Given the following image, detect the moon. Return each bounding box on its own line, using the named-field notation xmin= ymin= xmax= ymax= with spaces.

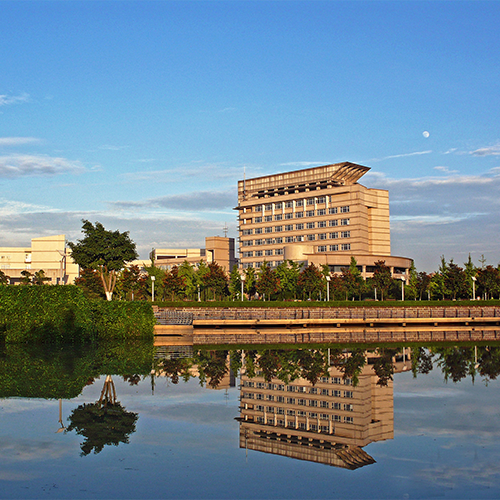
xmin=423 ymin=131 xmax=430 ymax=138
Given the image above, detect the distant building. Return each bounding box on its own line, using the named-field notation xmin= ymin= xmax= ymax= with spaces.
xmin=153 ymin=236 xmax=237 ymax=273
xmin=0 ymin=235 xmax=79 ymax=285
xmin=236 ymin=162 xmax=412 ymax=280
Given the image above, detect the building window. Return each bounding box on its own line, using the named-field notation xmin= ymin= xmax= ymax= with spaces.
xmin=287 ymin=409 xmax=295 ymax=416
xmin=307 ymin=234 xmax=315 ymax=241
xmin=329 ymin=207 xmax=338 ymax=214
xmin=242 ymin=251 xmax=253 ymax=257
xmin=275 ymin=226 xmax=283 ymax=232
xmin=333 ymin=415 xmax=341 ymax=422
xmin=285 ymin=201 xmax=293 ymax=208
xmin=307 ymin=198 xmax=315 ymax=206
xmin=333 ymin=402 xmax=341 ymax=410
xmin=329 ymin=220 xmax=338 ymax=227
xmin=255 ymin=239 xmax=264 ymax=245
xmin=306 ymin=222 xmax=315 ymax=229
xmin=318 ymin=233 xmax=327 ymax=240
xmin=255 ymin=261 xmax=263 ymax=268
xmin=255 ymin=228 xmax=263 ymax=234
xmin=265 ymin=250 xmax=273 ymax=256
xmin=306 ymin=210 xmax=315 ymax=217
xmin=341 ymin=218 xmax=350 ymax=226
xmin=274 ymin=214 xmax=282 ymax=221
xmin=341 ymin=231 xmax=350 ymax=238
xmin=242 ymin=228 xmax=253 ymax=235
xmin=320 ymin=401 xmax=329 ymax=408
xmin=296 ymin=235 xmax=304 ymax=242
xmin=318 ymin=245 xmax=327 ymax=252
xmin=255 ymin=217 xmax=262 ymax=223
xmin=296 ymin=200 xmax=303 ymax=207
xmin=275 ymin=248 xmax=284 ymax=255
xmin=296 ymin=223 xmax=304 ymax=230
xmin=318 ymin=220 xmax=327 ymax=228
xmin=285 ymin=224 xmax=293 ymax=231
xmin=255 ymin=250 xmax=263 ymax=257
xmin=345 ymin=416 xmax=354 ymax=424
xmin=296 ymin=212 xmax=304 ymax=218
xmin=265 ymin=238 xmax=274 ymax=245
xmin=275 ymin=202 xmax=282 ymax=210
xmin=264 ymin=227 xmax=273 ymax=233
xmin=309 ymin=412 xmax=318 ymax=418
xmin=275 ymin=237 xmax=283 ymax=244
xmin=344 ymin=391 xmax=353 ymax=398
xmin=344 ymin=404 xmax=353 ymax=412
xmin=341 ymin=243 xmax=351 ymax=251
xmin=285 ymin=213 xmax=293 ymax=219
xmin=340 ymin=206 xmax=350 ymax=213
xmin=265 ymin=204 xmax=272 ymax=211
xmin=264 ymin=215 xmax=273 ymax=222
xmin=333 ymin=390 xmax=341 ymax=397
xmin=287 ymin=397 xmax=296 ymax=404
xmin=317 ymin=209 xmax=326 ymax=216
xmin=242 ymin=240 xmax=253 ymax=247
xmin=243 ymin=262 xmax=253 ymax=269
xmin=329 ymin=232 xmax=338 ymax=239
xmin=317 ymin=196 xmax=326 ymax=204
xmin=285 ymin=236 xmax=294 ymax=243
xmin=254 ymin=206 xmax=262 ymax=212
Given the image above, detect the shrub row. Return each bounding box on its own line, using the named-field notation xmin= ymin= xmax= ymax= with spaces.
xmin=0 ymin=286 xmax=155 ymax=343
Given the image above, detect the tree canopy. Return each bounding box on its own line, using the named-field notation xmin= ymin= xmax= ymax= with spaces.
xmin=69 ymin=220 xmax=138 ymax=300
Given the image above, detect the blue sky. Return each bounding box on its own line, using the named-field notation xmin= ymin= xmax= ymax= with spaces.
xmin=1 ymin=1 xmax=499 ymax=272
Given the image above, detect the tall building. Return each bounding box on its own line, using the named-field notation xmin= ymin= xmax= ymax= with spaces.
xmin=236 ymin=162 xmax=412 ymax=279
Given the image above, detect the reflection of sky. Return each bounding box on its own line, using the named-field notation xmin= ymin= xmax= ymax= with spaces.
xmin=1 ymin=371 xmax=500 ymax=499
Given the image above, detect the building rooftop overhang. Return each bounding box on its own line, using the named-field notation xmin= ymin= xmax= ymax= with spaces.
xmin=237 ymin=162 xmax=370 ymax=203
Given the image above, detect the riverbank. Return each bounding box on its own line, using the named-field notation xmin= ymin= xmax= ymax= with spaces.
xmin=154 ymin=304 xmax=500 ymax=345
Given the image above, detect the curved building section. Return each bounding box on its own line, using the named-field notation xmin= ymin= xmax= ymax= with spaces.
xmin=236 ymin=162 xmax=412 ymax=280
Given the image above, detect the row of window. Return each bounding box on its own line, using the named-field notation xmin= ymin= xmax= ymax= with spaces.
xmin=250 ymin=208 xmax=349 ymax=223
xmin=318 ymin=243 xmax=351 ymax=252
xmin=251 ymin=201 xmax=350 ymax=212
xmin=244 ymin=395 xmax=354 ymax=407
xmin=253 ymin=416 xmax=353 ymax=427
xmin=251 ymin=403 xmax=354 ymax=414
xmin=242 ymin=219 xmax=349 ymax=235
xmin=241 ymin=232 xmax=350 ymax=247
xmin=243 ymin=378 xmax=352 ymax=389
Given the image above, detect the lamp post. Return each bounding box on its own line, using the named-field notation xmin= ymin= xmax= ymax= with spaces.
xmin=401 ymin=277 xmax=405 ymax=301
xmin=151 ymin=275 xmax=156 ymax=302
xmin=197 ymin=284 xmax=201 ymax=302
xmin=472 ymin=276 xmax=477 ymax=300
xmin=241 ymin=273 xmax=246 ymax=301
xmin=326 ymin=275 xmax=331 ymax=302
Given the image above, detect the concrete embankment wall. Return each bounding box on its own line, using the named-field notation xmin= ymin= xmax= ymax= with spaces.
xmin=154 ymin=305 xmax=500 ymax=345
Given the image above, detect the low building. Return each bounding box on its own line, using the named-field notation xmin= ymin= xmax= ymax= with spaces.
xmin=153 ymin=236 xmax=237 ymax=273
xmin=0 ymin=235 xmax=79 ymax=285
xmin=236 ymin=162 xmax=412 ymax=280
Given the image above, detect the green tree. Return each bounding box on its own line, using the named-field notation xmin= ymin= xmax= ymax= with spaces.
xmin=256 ymin=262 xmax=280 ymax=300
xmin=33 ymin=269 xmax=51 ymax=286
xmin=416 ymin=271 xmax=432 ymax=300
xmin=68 ymin=220 xmax=138 ymax=301
xmin=75 ymin=268 xmax=105 ymax=299
xmin=341 ymin=257 xmax=363 ymax=300
xmin=178 ymin=261 xmax=197 ymax=300
xmin=406 ymin=261 xmax=418 ymax=300
xmin=444 ymin=260 xmax=468 ymax=300
xmin=20 ymin=270 xmax=33 ymax=286
xmin=275 ymin=260 xmax=302 ymax=299
xmin=228 ymin=265 xmax=242 ymax=300
xmin=202 ymin=262 xmax=229 ymax=300
xmin=371 ymin=260 xmax=393 ymax=301
xmin=297 ymin=263 xmax=324 ymax=300
xmin=117 ymin=265 xmax=143 ymax=300
xmin=163 ymin=266 xmax=186 ymax=301
xmin=476 ymin=266 xmax=500 ymax=300
xmin=243 ymin=267 xmax=257 ymax=298
xmin=0 ymin=270 xmax=8 ymax=285
xmin=431 ymin=256 xmax=449 ymax=300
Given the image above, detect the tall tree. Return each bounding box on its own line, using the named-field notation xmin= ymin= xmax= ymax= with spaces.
xmin=162 ymin=266 xmax=186 ymax=301
xmin=20 ymin=270 xmax=33 ymax=286
xmin=298 ymin=263 xmax=324 ymax=300
xmin=0 ymin=269 xmax=8 ymax=285
xmin=33 ymin=269 xmax=50 ymax=286
xmin=202 ymin=262 xmax=229 ymax=300
xmin=256 ymin=262 xmax=280 ymax=300
xmin=444 ymin=260 xmax=468 ymax=300
xmin=68 ymin=220 xmax=138 ymax=301
xmin=371 ymin=260 xmax=393 ymax=301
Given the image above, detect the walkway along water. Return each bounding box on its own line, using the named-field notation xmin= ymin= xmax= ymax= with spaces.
xmin=153 ymin=305 xmax=500 ymax=345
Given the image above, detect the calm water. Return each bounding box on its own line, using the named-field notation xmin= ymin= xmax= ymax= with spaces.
xmin=1 ymin=342 xmax=500 ymax=499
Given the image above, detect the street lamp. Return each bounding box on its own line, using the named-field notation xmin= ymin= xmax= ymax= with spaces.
xmin=325 ymin=275 xmax=331 ymax=302
xmin=151 ymin=275 xmax=156 ymax=302
xmin=472 ymin=276 xmax=477 ymax=300
xmin=400 ymin=277 xmax=405 ymax=301
xmin=241 ymin=273 xmax=246 ymax=301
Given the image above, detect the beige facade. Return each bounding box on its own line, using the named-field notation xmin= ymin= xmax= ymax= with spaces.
xmin=238 ymin=352 xmax=411 ymax=469
xmin=153 ymin=236 xmax=237 ymax=273
xmin=0 ymin=235 xmax=79 ymax=285
xmin=237 ymin=162 xmax=412 ymax=279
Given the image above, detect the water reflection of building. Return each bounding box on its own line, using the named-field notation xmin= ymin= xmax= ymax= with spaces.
xmin=238 ymin=354 xmax=410 ymax=469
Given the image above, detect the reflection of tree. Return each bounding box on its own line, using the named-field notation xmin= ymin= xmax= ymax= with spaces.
xmin=372 ymin=348 xmax=398 ymax=386
xmin=411 ymin=347 xmax=434 ymax=377
xmin=195 ymin=350 xmax=229 ymax=389
xmin=434 ymin=347 xmax=475 ymax=383
xmin=67 ymin=375 xmax=138 ymax=456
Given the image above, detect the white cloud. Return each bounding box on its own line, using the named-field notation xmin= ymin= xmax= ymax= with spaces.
xmin=0 ymin=154 xmax=85 ymax=178
xmin=0 ymin=137 xmax=41 ymax=146
xmin=433 ymin=166 xmax=458 ymax=174
xmin=0 ymin=92 xmax=30 ymax=106
xmin=370 ymin=150 xmax=432 ymax=162
xmin=470 ymin=143 xmax=500 ymax=156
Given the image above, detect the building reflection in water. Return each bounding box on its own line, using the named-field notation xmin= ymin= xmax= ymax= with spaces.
xmin=237 ymin=350 xmax=410 ymax=469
